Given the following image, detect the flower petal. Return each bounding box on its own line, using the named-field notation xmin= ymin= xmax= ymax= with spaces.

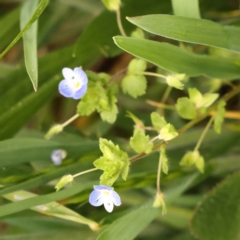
xmin=58 ymin=80 xmax=74 ymax=98
xmin=62 ymin=68 xmax=75 ymax=81
xmin=74 ymin=67 xmax=88 ymax=84
xmin=89 ymin=190 xmax=104 ymax=207
xmin=94 ymin=185 xmax=113 ymax=191
xmin=72 ymin=84 xmax=87 ymax=100
xmin=103 ymin=198 xmax=114 ymax=213
xmin=111 ymin=191 xmax=121 ymax=206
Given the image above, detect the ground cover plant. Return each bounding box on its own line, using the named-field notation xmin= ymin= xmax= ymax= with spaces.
xmin=0 ymin=0 xmax=240 ymax=239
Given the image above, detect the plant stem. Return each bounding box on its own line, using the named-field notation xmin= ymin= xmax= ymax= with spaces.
xmin=146 ymin=100 xmax=175 ymax=110
xmin=116 ymin=8 xmax=126 ymax=36
xmin=194 ymin=117 xmax=214 ymax=152
xmin=139 ymin=72 xmax=167 ymax=79
xmin=73 ymin=168 xmax=98 ymax=178
xmin=61 ymin=114 xmax=79 ymax=128
xmin=157 ymin=145 xmax=165 ymax=193
xmin=130 ymin=85 xmax=240 ymax=163
xmin=161 ymin=86 xmax=172 ymax=104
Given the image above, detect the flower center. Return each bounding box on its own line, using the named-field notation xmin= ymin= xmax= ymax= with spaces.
xmin=101 ymin=190 xmax=110 ymax=196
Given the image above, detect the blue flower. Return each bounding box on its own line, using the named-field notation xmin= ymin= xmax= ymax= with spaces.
xmin=89 ymin=185 xmax=121 ymax=212
xmin=51 ymin=149 xmax=67 ymax=165
xmin=58 ymin=67 xmax=88 ymax=99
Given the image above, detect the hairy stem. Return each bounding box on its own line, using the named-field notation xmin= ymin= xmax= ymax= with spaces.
xmin=73 ymin=168 xmax=98 ymax=178
xmin=61 ymin=114 xmax=79 ymax=128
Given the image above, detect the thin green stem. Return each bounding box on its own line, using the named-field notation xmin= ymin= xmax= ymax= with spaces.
xmin=194 ymin=116 xmax=214 ymax=152
xmin=139 ymin=72 xmax=167 ymax=79
xmin=156 ymin=146 xmax=164 ymax=193
xmin=116 ymin=8 xmax=126 ymax=36
xmin=73 ymin=168 xmax=98 ymax=178
xmin=61 ymin=114 xmax=79 ymax=128
xmin=161 ymin=86 xmax=172 ymax=104
xmin=129 ymin=85 xmax=240 ymax=163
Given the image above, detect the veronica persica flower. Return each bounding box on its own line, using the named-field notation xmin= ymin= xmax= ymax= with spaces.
xmin=58 ymin=67 xmax=88 ymax=99
xmin=89 ymin=185 xmax=121 ymax=212
xmin=51 ymin=149 xmax=67 ymax=165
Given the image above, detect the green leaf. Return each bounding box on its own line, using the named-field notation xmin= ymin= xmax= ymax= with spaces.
xmin=188 ymin=88 xmax=203 ymax=105
xmin=100 ymin=89 xmax=118 ymax=123
xmin=214 ymin=100 xmax=226 ymax=134
xmin=0 ymin=138 xmax=98 ymax=167
xmin=188 ymin=88 xmax=219 ymax=108
xmin=94 ymin=138 xmax=130 ymax=186
xmin=128 ymin=58 xmax=147 ymax=74
xmin=114 ymin=37 xmax=240 ymax=80
xmin=20 ymin=0 xmax=39 ymax=91
xmin=158 ymin=123 xmax=178 ymax=141
xmin=201 ymin=93 xmax=219 ymax=108
xmin=126 ymin=15 xmax=240 ymax=52
xmin=130 ymin=129 xmax=153 ymax=154
xmin=101 ymin=0 xmax=121 ymax=11
xmin=98 ymin=172 xmax=199 ymax=240
xmin=180 ymin=150 xmax=205 ymax=173
xmin=160 ymin=145 xmax=168 ymax=174
xmin=0 ymin=0 xmax=49 ymax=58
xmin=172 ymin=0 xmax=201 ymax=18
xmin=121 ymin=74 xmax=147 ymax=98
xmin=191 ymin=171 xmax=240 ymax=240
xmin=150 ymin=112 xmax=167 ymax=130
xmin=0 ymin=77 xmax=59 ymax=140
xmin=176 ymin=97 xmax=197 ymax=119
xmin=166 ymin=73 xmax=186 ymax=90
xmin=2 ymin=186 xmax=99 ymax=229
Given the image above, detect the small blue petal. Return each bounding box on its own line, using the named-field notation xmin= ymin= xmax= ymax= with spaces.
xmin=72 ymin=84 xmax=87 ymax=100
xmin=111 ymin=190 xmax=121 ymax=206
xmin=94 ymin=185 xmax=113 ymax=191
xmin=58 ymin=80 xmax=74 ymax=98
xmin=74 ymin=67 xmax=88 ymax=85
xmin=89 ymin=190 xmax=104 ymax=206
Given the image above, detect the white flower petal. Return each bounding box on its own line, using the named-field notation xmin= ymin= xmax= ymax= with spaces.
xmin=103 ymin=198 xmax=114 ymax=213
xmin=62 ymin=68 xmax=75 ymax=81
xmin=89 ymin=190 xmax=104 ymax=206
xmin=72 ymin=84 xmax=87 ymax=100
xmin=111 ymin=191 xmax=121 ymax=206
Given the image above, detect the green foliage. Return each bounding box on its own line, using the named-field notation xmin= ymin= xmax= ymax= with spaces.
xmin=180 ymin=151 xmax=205 ymax=173
xmin=158 ymin=123 xmax=178 ymax=141
xmin=176 ymin=97 xmax=197 ymax=119
xmin=93 ymin=138 xmax=130 ymax=186
xmin=127 ymin=14 xmax=240 ymax=52
xmin=77 ymin=72 xmax=118 ymax=123
xmin=130 ymin=129 xmax=153 ymax=154
xmin=160 ymin=145 xmax=168 ymax=174
xmin=1 ymin=0 xmax=240 ymax=239
xmin=189 ymin=88 xmax=219 ymax=108
xmin=214 ymin=100 xmax=226 ymax=134
xmin=20 ymin=0 xmax=39 ymax=91
xmin=151 ymin=112 xmax=167 ymax=130
xmin=166 ymin=74 xmax=186 ymax=90
xmin=114 ymin=36 xmax=240 ymax=80
xmin=121 ymin=58 xmax=147 ymax=98
xmin=122 ymin=75 xmax=147 ymax=98
xmin=191 ymin=171 xmax=240 ymax=240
